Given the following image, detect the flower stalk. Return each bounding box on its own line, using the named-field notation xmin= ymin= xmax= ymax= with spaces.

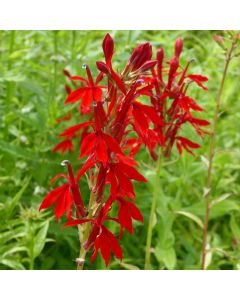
xmin=201 ymin=36 xmax=236 ymax=270
xmin=145 ymin=149 xmax=163 ymax=269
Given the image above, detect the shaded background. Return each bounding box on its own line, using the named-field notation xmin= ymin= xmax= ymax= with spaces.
xmin=0 ymin=30 xmax=240 ymax=270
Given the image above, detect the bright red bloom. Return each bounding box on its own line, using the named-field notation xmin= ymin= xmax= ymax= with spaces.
xmin=39 ymin=161 xmax=87 ymax=222
xmin=64 ymin=64 xmax=106 ymax=114
xmin=53 ymin=139 xmax=74 ymax=154
xmin=41 ymin=33 xmax=209 ymax=268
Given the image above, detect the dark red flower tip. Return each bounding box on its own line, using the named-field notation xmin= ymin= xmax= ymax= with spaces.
xmin=63 ymin=69 xmax=71 ymax=78
xmin=127 ymin=42 xmax=152 ymax=72
xmin=174 ymin=38 xmax=183 ymax=58
xmin=102 ymin=33 xmax=114 ymax=65
xmin=96 ymin=61 xmax=109 ymax=74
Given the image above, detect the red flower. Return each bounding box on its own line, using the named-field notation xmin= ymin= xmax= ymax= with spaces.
xmin=39 ymin=161 xmax=87 ymax=222
xmin=64 ymin=64 xmax=106 ymax=114
xmin=53 ymin=139 xmax=73 ymax=154
xmin=65 ymin=197 xmax=122 ymax=266
xmin=41 ymin=33 xmax=209 ymax=268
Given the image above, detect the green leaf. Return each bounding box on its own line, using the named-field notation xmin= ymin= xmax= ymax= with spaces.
xmin=0 ymin=259 xmax=25 ymax=270
xmin=120 ymin=262 xmax=140 ymax=270
xmin=33 ymin=221 xmax=49 ymax=259
xmin=5 ymin=177 xmax=31 ymax=219
xmin=210 ymin=193 xmax=232 ymax=208
xmin=175 ymin=210 xmax=204 ymax=228
xmin=154 ymin=246 xmax=176 ymax=270
xmin=0 ymin=141 xmax=36 ymax=161
xmin=183 ymin=200 xmax=239 ymax=219
xmin=230 ymin=215 xmax=240 ymax=240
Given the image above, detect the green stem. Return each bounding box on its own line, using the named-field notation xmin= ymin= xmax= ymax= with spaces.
xmin=71 ymin=31 xmax=76 ymax=61
xmin=6 ymin=30 xmax=15 ymax=111
xmin=77 ymin=191 xmax=96 ymax=270
xmin=201 ymin=41 xmax=235 ymax=270
xmin=145 ymin=149 xmax=163 ymax=269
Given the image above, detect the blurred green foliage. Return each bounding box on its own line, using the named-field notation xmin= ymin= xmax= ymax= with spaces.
xmin=0 ymin=30 xmax=240 ymax=270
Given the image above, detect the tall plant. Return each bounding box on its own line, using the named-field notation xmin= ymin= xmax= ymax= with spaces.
xmin=39 ymin=34 xmax=209 ymax=269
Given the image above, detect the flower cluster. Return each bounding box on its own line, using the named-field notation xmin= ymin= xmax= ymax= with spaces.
xmin=39 ymin=33 xmax=209 ymax=267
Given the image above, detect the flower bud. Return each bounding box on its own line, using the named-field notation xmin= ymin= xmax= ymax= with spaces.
xmin=138 ymin=60 xmax=157 ymax=72
xmin=96 ymin=61 xmax=110 ymax=74
xmin=102 ymin=33 xmax=114 ymax=65
xmin=63 ymin=69 xmax=71 ymax=78
xmin=128 ymin=42 xmax=152 ymax=72
xmin=174 ymin=38 xmax=183 ymax=58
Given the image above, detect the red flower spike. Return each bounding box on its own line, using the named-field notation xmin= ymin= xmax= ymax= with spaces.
xmin=42 ymin=33 xmax=209 ymax=267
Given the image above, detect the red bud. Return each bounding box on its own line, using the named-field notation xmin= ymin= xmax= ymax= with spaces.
xmin=138 ymin=60 xmax=157 ymax=72
xmin=96 ymin=61 xmax=110 ymax=74
xmin=63 ymin=69 xmax=71 ymax=78
xmin=102 ymin=33 xmax=114 ymax=65
xmin=174 ymin=38 xmax=183 ymax=58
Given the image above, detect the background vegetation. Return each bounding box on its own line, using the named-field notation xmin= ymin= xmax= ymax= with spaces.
xmin=0 ymin=30 xmax=239 ymax=270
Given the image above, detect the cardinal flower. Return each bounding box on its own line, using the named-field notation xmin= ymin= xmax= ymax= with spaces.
xmin=64 ymin=64 xmax=106 ymax=114
xmin=65 ymin=197 xmax=122 ymax=267
xmin=39 ymin=160 xmax=87 ymax=222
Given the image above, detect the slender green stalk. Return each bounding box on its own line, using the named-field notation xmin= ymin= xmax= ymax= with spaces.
xmin=145 ymin=150 xmax=163 ymax=270
xmin=76 ymin=191 xmax=95 ymax=270
xmin=53 ymin=30 xmax=58 ymax=99
xmin=71 ymin=30 xmax=76 ymax=61
xmin=6 ymin=31 xmax=15 ymax=111
xmin=201 ymin=40 xmax=235 ymax=270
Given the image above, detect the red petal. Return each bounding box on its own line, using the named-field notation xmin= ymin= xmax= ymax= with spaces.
xmin=76 ymin=156 xmax=97 ymax=181
xmin=81 ymin=89 xmax=93 ymax=113
xmin=125 ymin=200 xmax=143 ymax=222
xmin=64 ymin=219 xmax=94 ymax=227
xmin=54 ymin=186 xmax=70 ymax=223
xmin=118 ymin=162 xmax=147 ymax=182
xmin=93 ymin=87 xmax=103 ymax=102
xmin=70 ymin=76 xmax=88 ymax=83
xmin=39 ymin=184 xmax=69 ymax=211
xmin=58 ymin=121 xmax=94 ymax=137
xmin=110 ymin=68 xmax=126 ymax=94
xmin=102 ymin=133 xmax=122 ymax=154
xmin=50 ymin=174 xmax=69 ymax=186
xmin=103 ymin=226 xmax=122 ymax=260
xmin=176 ymin=136 xmax=201 ymax=149
xmin=96 ymin=136 xmax=108 ymax=166
xmin=80 ymin=133 xmax=96 ymax=158
xmin=53 ymin=140 xmax=74 ymax=154
xmin=65 ymin=88 xmax=87 ymax=104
